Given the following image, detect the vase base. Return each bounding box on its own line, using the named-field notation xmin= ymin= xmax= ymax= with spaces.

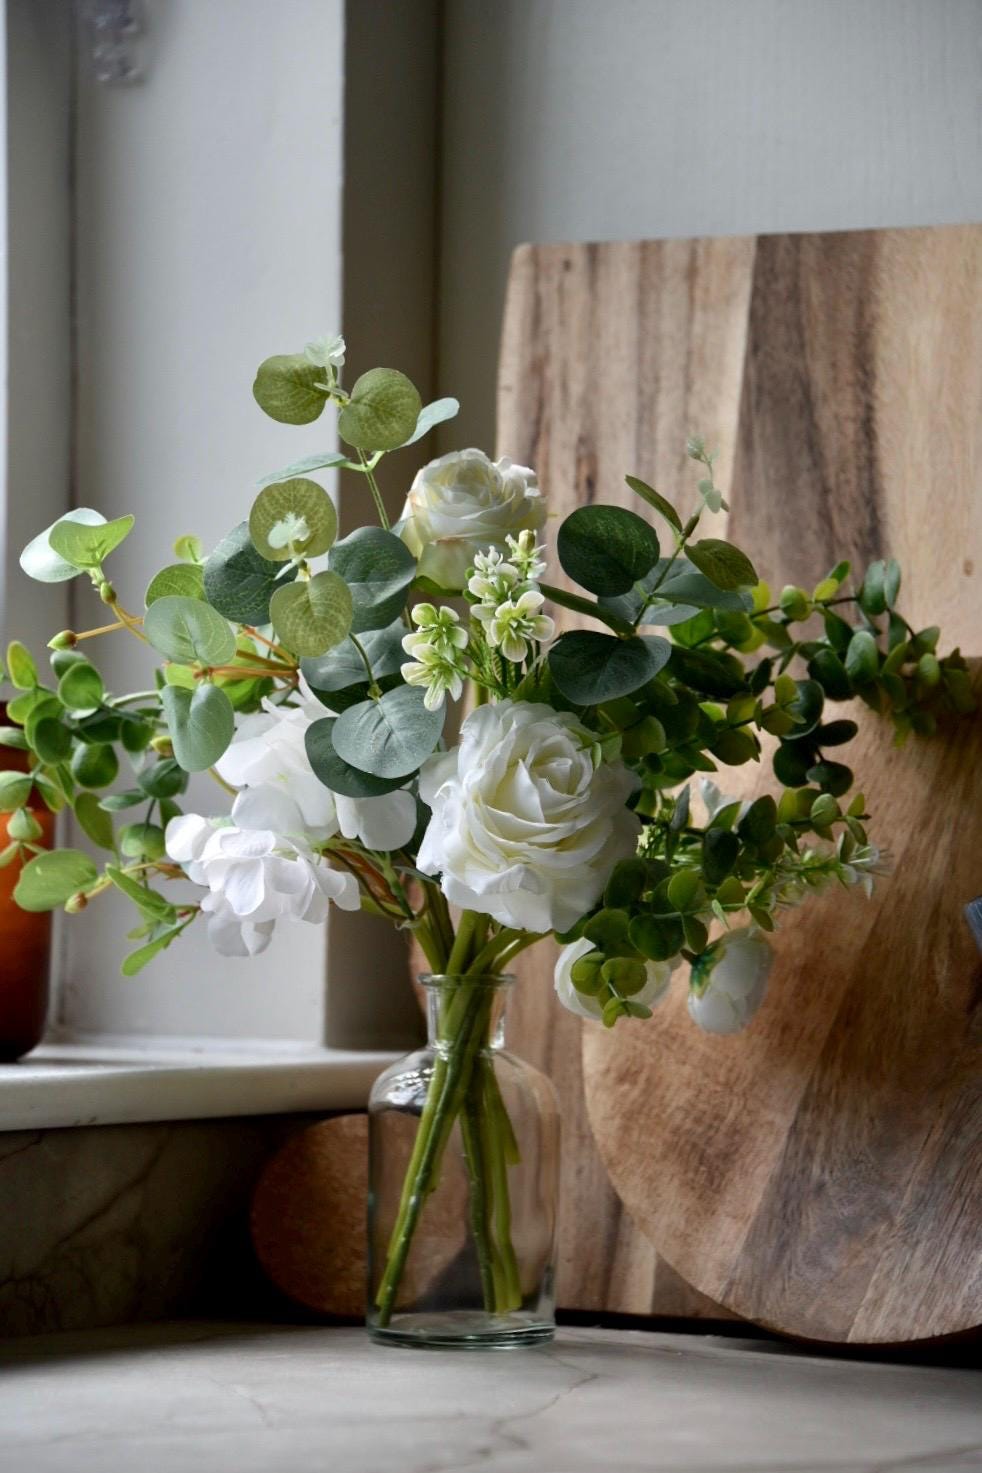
xmin=368 ymin=1310 xmax=555 ymax=1351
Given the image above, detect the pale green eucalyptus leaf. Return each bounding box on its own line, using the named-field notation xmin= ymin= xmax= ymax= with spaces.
xmin=253 ymin=353 xmax=329 ymax=425
xmin=337 ymin=368 xmax=422 ymax=452
xmin=14 ymin=848 xmax=99 ymax=911
xmin=144 ymin=596 xmax=236 ymax=667
xmin=20 ymin=509 xmax=106 ymax=583
xmin=269 ymin=571 xmax=352 ymax=657
xmin=161 ymin=683 xmax=235 ymax=772
xmin=249 ymin=479 xmax=337 ymax=562
xmin=49 ymin=515 xmax=134 ymax=570
xmin=145 ymin=563 xmax=205 ymax=607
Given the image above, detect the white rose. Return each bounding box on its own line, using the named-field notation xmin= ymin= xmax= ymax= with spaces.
xmin=216 ymin=678 xmax=416 ymax=852
xmin=417 ymin=700 xmax=641 ymax=934
xmin=399 ymin=449 xmax=546 ymax=590
xmin=687 ymin=927 xmax=773 ymax=1034
xmin=165 ymin=787 xmax=360 ymax=940
xmin=554 ymin=937 xmax=674 ymax=1021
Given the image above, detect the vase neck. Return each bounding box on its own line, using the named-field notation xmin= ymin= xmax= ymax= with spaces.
xmin=421 ymin=975 xmax=511 ymax=1053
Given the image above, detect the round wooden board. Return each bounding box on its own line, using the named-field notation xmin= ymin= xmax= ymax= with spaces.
xmin=251 ymin=1115 xmax=368 ymax=1319
xmin=583 ymin=665 xmax=982 ymax=1345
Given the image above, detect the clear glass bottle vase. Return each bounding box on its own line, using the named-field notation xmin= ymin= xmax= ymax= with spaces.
xmin=367 ymin=974 xmax=560 ymax=1349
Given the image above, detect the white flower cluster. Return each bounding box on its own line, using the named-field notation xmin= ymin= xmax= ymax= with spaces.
xmin=468 ymin=533 xmax=555 ymax=665
xmin=400 ymin=603 xmax=471 ymax=712
xmin=165 ymin=678 xmax=416 ymax=957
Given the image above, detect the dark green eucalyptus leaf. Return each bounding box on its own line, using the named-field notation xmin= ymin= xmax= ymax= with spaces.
xmin=686 ymin=538 xmax=758 ymax=591
xmin=806 ymin=760 xmax=853 ymax=797
xmin=328 ymin=527 xmax=416 ymax=633
xmin=702 ymin=829 xmax=740 ymax=884
xmin=539 ymin=583 xmax=634 ymax=637
xmin=845 ymin=629 xmax=879 ymax=686
xmin=203 ymin=522 xmax=297 ymax=626
xmin=773 ymin=742 xmax=812 ymax=787
xmin=667 ymin=645 xmax=747 ymax=697
xmin=816 ymin=719 xmax=858 ymax=747
xmin=785 ymin=679 xmax=825 ymax=737
xmin=71 ymin=742 xmax=118 ymax=789
xmin=655 ymin=566 xmax=752 ymax=612
xmin=139 ymin=757 xmax=189 ymax=799
xmin=624 ymin=476 xmax=682 ymax=532
xmin=161 ymin=684 xmax=235 ymax=772
xmin=549 ymin=632 xmax=671 ymax=705
xmin=304 ymin=716 xmax=407 ymax=797
xmin=809 ymin=647 xmax=853 ymax=700
xmin=738 ymin=795 xmax=778 ymax=846
xmin=557 ymin=505 xmax=660 ymax=596
xmin=301 ymin=622 xmax=406 ymax=695
xmin=58 ymin=661 xmax=104 ymax=710
xmin=332 ymin=686 xmax=444 ymax=779
xmin=859 ymin=560 xmax=887 ymax=616
xmin=31 ymin=718 xmax=72 ymax=765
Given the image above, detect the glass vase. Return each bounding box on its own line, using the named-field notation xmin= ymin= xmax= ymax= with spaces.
xmin=367 ymin=973 xmax=560 ymax=1349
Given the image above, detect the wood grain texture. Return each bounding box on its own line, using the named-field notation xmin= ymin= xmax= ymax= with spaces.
xmin=496 ymin=225 xmax=982 ymax=1334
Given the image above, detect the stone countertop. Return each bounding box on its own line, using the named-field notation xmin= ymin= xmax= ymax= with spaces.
xmin=0 ymin=1322 xmax=978 ymax=1473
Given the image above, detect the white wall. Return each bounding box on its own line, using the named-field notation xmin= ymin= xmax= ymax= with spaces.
xmin=438 ymin=0 xmax=982 ymax=449
xmin=63 ymin=0 xmax=346 ymax=1042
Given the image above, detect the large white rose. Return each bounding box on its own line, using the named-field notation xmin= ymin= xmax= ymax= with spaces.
xmin=687 ymin=927 xmax=772 ymax=1034
xmin=399 ymin=449 xmax=546 ymax=590
xmin=417 ymin=701 xmax=641 ymax=934
xmin=554 ymin=937 xmax=674 ymax=1021
xmin=216 ymin=678 xmax=416 ymax=852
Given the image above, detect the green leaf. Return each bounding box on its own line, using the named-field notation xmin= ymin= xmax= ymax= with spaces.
xmin=144 ymin=596 xmax=236 ymax=667
xmin=549 ymin=632 xmax=671 ymax=705
xmin=773 ymin=742 xmax=811 ymax=787
xmin=859 ymin=560 xmax=887 ymax=617
xmin=270 ymin=571 xmax=352 ymax=658
xmin=161 ymin=684 xmax=235 ymax=772
xmin=845 ymin=629 xmax=879 ymax=686
xmin=809 ymin=647 xmax=853 ymax=700
xmin=49 ymin=514 xmax=134 ymax=570
xmin=304 ymin=716 xmax=407 ymax=797
xmin=30 ymin=718 xmax=72 ymax=765
xmin=138 ymin=758 xmax=188 ymax=799
xmin=0 ymin=728 xmax=28 ymax=751
xmin=19 ymin=508 xmax=107 ymax=583
xmin=686 ymin=538 xmax=758 ymax=591
xmin=583 ymin=908 xmax=631 ymax=949
xmin=785 ymin=679 xmax=824 ymax=736
xmin=253 ymin=353 xmax=329 ymax=425
xmin=399 ymin=396 xmax=460 ymax=447
xmin=883 ymin=558 xmax=901 ymax=609
xmin=106 ymin=865 xmax=178 ymax=920
xmin=817 ymin=719 xmax=858 ymax=747
xmin=667 ymin=869 xmax=704 ymax=913
xmin=119 ymin=822 xmax=166 ymax=861
xmin=302 ymin=621 xmax=406 ymax=695
xmin=71 ymin=742 xmax=118 ymax=789
xmin=332 ymin=686 xmax=444 ymax=779
xmin=557 ymin=505 xmax=660 ymax=596
xmin=738 ymin=795 xmax=778 ymax=845
xmin=703 ymin=829 xmax=740 ymax=884
xmin=337 ymin=368 xmax=422 ymax=451
xmin=806 ymin=760 xmax=853 ymax=797
xmin=629 ymin=913 xmax=683 ymax=962
xmin=624 ymin=476 xmax=683 ymax=533
xmin=121 ymin=927 xmax=185 ymax=977
xmin=668 ymin=645 xmax=747 ymax=698
xmin=538 ymin=583 xmax=634 ymax=637
xmin=6 ymin=641 xmax=37 ymax=689
xmin=14 ymin=848 xmax=98 ymax=911
xmin=173 ymin=534 xmax=204 ymax=564
xmin=145 ymin=562 xmax=205 ymax=607
xmin=604 ymin=858 xmax=648 ymax=909
xmin=654 ymin=566 xmax=751 ymax=612
xmin=256 ymin=452 xmax=350 ymax=489
xmin=249 ymin=478 xmax=338 ymax=562
xmin=58 ymin=661 xmax=104 ymax=710
xmin=74 ymin=791 xmax=115 ymax=850
xmin=0 ymin=772 xmax=33 ymax=812
xmin=711 ymin=727 xmax=758 ymax=765
xmin=202 ymin=521 xmax=296 ymax=626
xmin=328 ymin=528 xmax=416 ymax=633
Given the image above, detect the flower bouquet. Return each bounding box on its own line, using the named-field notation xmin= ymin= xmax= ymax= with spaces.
xmin=5 ymin=334 xmax=973 ymax=1344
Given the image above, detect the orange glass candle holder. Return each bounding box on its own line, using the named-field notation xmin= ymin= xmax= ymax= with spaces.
xmin=0 ymin=706 xmax=54 ymax=1061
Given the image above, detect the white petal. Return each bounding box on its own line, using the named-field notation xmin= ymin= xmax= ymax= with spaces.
xmin=231 ymin=785 xmax=307 ymax=837
xmin=165 ymin=813 xmax=213 ymax=864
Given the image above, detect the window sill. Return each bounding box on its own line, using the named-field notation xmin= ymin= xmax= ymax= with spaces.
xmin=0 ymin=1040 xmax=399 ymax=1131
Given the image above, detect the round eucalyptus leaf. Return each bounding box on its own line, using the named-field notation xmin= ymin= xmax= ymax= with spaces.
xmin=301 ymin=621 xmax=406 ymax=694
xmin=6 ymin=641 xmax=37 ymax=690
xmin=270 ymin=571 xmax=352 ymax=658
xmin=332 ymin=685 xmax=444 ymax=779
xmin=667 ymin=645 xmax=747 ymax=698
xmin=71 ymin=741 xmax=119 ymax=789
xmin=252 ymin=353 xmax=329 ymax=425
xmin=74 ymin=791 xmax=115 ymax=851
xmin=845 ymin=629 xmax=879 ymax=686
xmin=144 ymin=596 xmax=236 ymax=667
xmin=0 ymin=772 xmax=33 ymax=812
xmin=557 ymin=505 xmax=660 ymax=596
xmin=249 ymin=478 xmax=337 ymax=562
xmin=256 ymin=451 xmax=349 ymax=490
xmin=398 ymin=396 xmax=460 ymax=448
xmin=549 ymin=631 xmax=671 ymax=705
xmin=14 ymin=848 xmax=99 ymax=912
xmin=304 ymin=717 xmax=407 ymax=798
xmin=57 ymin=661 xmax=104 ymax=710
xmin=31 ymin=717 xmax=73 ymax=765
xmin=19 ymin=508 xmax=106 ymax=584
xmin=203 ymin=521 xmax=297 ymax=625
xmin=48 ymin=515 xmax=135 ymax=570
xmin=337 ymin=368 xmax=422 ymax=452
xmin=654 ymin=566 xmax=752 ymax=612
xmin=328 ymin=527 xmax=416 ymax=632
xmin=685 ymin=538 xmax=758 ymax=592
xmin=145 ymin=562 xmax=205 ymax=607
xmin=161 ymin=683 xmax=235 ymax=773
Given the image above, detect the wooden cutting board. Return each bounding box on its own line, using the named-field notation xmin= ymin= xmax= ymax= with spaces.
xmin=496 ymin=224 xmax=982 ymax=1334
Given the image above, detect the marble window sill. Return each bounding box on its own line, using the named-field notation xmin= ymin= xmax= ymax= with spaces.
xmin=0 ymin=1041 xmax=398 ymax=1131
